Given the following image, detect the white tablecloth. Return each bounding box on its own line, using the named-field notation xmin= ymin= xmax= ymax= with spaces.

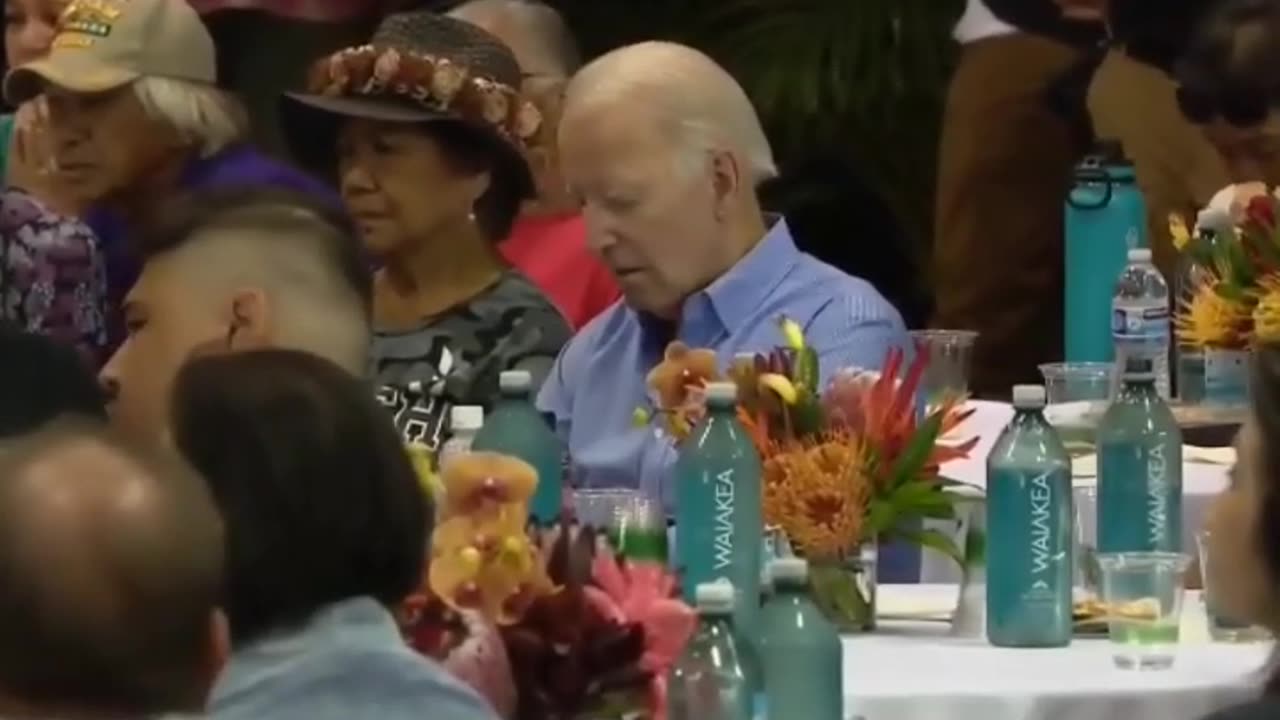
xmin=923 ymin=402 xmax=1231 ymax=583
xmin=845 ymin=585 xmax=1268 ymax=720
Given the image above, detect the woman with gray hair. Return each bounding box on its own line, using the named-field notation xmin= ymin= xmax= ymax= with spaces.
xmin=2 ymin=0 xmax=335 ymax=343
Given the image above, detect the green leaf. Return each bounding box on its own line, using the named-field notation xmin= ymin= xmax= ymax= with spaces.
xmin=887 ymin=526 xmax=963 ymax=565
xmin=884 ymin=410 xmax=945 ymax=490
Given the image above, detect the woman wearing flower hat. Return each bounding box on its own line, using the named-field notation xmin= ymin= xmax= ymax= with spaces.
xmin=282 ymin=11 xmax=571 ymax=450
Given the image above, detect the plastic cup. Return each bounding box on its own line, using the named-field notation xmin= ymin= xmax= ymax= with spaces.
xmin=1039 ymin=362 xmax=1114 ymax=403
xmin=1196 ymin=530 xmax=1270 ymax=642
xmin=614 ymin=494 xmax=668 ymax=563
xmin=911 ymin=330 xmax=978 ymax=407
xmin=1096 ymin=552 xmax=1192 ymax=670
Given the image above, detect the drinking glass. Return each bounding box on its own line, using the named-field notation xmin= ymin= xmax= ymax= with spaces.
xmin=572 ymin=488 xmax=641 ymax=538
xmin=1096 ymin=552 xmax=1192 ymax=670
xmin=615 ymin=493 xmax=669 ymax=562
xmin=1196 ymin=530 xmax=1270 ymax=642
xmin=1073 ymin=486 xmax=1099 ymax=595
xmin=911 ymin=330 xmax=978 ymax=407
xmin=1039 ymin=362 xmax=1114 ymax=404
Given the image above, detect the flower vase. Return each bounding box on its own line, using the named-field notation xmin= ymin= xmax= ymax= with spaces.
xmin=807 ymin=541 xmax=877 ymax=633
xmin=1203 ymin=347 xmax=1249 ymax=407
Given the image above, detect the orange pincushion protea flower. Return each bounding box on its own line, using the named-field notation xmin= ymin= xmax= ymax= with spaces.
xmin=762 ymin=436 xmax=872 ymax=560
xmin=1175 ymin=281 xmax=1252 ymax=349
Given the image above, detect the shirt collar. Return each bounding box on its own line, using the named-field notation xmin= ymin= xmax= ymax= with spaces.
xmin=699 ymin=216 xmax=799 ymax=334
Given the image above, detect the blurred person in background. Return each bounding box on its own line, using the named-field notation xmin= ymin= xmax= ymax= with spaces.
xmin=3 ymin=0 xmax=337 ymax=344
xmin=1200 ymin=346 xmax=1280 ymax=719
xmin=931 ymin=0 xmax=1102 ymax=395
xmin=281 ymin=12 xmax=570 ymax=451
xmin=99 ymin=186 xmax=370 ymax=445
xmin=0 ymin=419 xmax=225 ymax=720
xmin=171 ymin=349 xmax=497 ymax=720
xmin=537 ymin=41 xmax=907 ymax=507
xmin=0 ymin=0 xmax=108 ymax=361
xmin=0 ymin=322 xmax=104 ymax=437
xmin=1175 ymin=0 xmax=1280 ymax=187
xmin=449 ymin=0 xmax=620 ymax=329
xmin=1089 ymin=0 xmax=1228 ymax=280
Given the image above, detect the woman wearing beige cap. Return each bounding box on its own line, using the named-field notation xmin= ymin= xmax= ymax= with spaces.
xmin=281 ymin=11 xmax=571 ymax=452
xmin=2 ymin=0 xmax=335 ymax=346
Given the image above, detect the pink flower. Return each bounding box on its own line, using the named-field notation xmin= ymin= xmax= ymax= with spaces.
xmin=591 ymin=553 xmax=696 ymax=720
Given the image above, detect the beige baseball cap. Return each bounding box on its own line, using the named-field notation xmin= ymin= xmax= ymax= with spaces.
xmin=3 ymin=0 xmax=217 ymax=106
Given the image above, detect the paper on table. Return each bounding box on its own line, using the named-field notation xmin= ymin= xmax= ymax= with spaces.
xmin=1072 ymin=446 xmax=1237 ymax=478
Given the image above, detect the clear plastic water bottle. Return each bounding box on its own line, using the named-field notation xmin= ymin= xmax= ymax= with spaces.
xmin=759 ymin=558 xmax=842 ymax=720
xmin=1097 ymin=356 xmax=1183 ymax=553
xmin=438 ymin=405 xmax=483 ymax=471
xmin=985 ymin=385 xmax=1073 ymax=648
xmin=471 ymin=370 xmax=563 ymax=523
xmin=674 ymin=382 xmax=763 ymax=637
xmin=668 ymin=582 xmax=758 ymax=720
xmin=1112 ymin=247 xmax=1171 ymax=399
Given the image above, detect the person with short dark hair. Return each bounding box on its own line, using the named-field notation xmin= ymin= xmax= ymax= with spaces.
xmin=1175 ymin=0 xmax=1280 ymax=185
xmin=280 ymin=11 xmax=572 ymax=451
xmin=99 ymin=184 xmax=371 ymax=445
xmin=0 ymin=321 xmax=105 ymax=437
xmin=169 ymin=348 xmax=497 ymax=720
xmin=0 ymin=418 xmax=224 ymax=719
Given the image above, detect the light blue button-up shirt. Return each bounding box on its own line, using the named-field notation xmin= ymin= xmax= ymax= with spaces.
xmin=537 ymin=218 xmax=910 ymax=508
xmin=208 ymin=597 xmax=497 ymax=720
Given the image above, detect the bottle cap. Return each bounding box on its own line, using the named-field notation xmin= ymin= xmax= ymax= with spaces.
xmin=1127 ymin=248 xmax=1153 ymax=263
xmin=704 ymin=382 xmax=738 ymax=404
xmin=1121 ymin=355 xmax=1156 ymax=380
xmin=769 ymin=557 xmax=809 ymax=585
xmin=1011 ymin=385 xmax=1046 ymax=409
xmin=449 ymin=405 xmax=484 ymax=432
xmin=695 ymin=581 xmax=735 ymax=614
xmin=499 ymin=370 xmax=532 ymax=392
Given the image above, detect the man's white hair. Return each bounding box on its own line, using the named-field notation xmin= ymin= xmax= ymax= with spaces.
xmin=565 ymin=41 xmax=777 ymax=186
xmin=132 ymin=77 xmax=249 ymax=158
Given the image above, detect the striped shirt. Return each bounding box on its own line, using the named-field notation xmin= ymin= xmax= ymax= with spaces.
xmin=537 ymin=217 xmax=909 ymax=508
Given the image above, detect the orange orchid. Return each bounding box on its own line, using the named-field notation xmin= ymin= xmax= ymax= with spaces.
xmin=642 ymin=341 xmax=723 ymax=440
xmin=428 ymin=453 xmax=553 ymax=625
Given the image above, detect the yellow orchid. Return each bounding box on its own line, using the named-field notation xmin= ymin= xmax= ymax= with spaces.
xmin=1169 ymin=212 xmax=1191 ymax=251
xmin=407 ymin=442 xmax=443 ymax=502
xmin=758 ymin=373 xmax=799 ymax=405
xmin=778 ymin=316 xmax=806 ymax=351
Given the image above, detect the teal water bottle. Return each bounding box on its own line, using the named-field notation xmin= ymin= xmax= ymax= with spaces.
xmin=1066 ymin=140 xmax=1148 ymax=363
xmin=1098 ymin=356 xmax=1183 ymax=553
xmin=986 ymin=385 xmax=1074 ymax=648
xmin=668 ymin=582 xmax=760 ymax=720
xmin=471 ymin=370 xmax=563 ymax=523
xmin=674 ymin=382 xmax=763 ymax=636
xmin=759 ymin=558 xmax=843 ymax=720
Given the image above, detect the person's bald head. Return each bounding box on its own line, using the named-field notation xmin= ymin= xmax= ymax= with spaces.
xmin=448 ymin=0 xmax=580 ymax=79
xmin=450 ymin=0 xmax=582 ymax=214
xmin=557 ymin=41 xmax=776 ymax=316
xmin=0 ymin=418 xmax=224 ymax=718
xmin=100 ymin=186 xmax=371 ymax=444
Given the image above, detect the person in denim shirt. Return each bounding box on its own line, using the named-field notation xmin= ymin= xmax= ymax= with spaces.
xmin=170 ymin=349 xmax=497 ymax=720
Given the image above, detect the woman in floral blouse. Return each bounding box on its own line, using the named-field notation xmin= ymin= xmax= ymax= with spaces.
xmin=0 ymin=186 xmax=107 ymax=363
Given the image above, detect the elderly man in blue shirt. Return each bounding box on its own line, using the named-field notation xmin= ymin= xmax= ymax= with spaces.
xmin=538 ymin=41 xmax=910 ymax=512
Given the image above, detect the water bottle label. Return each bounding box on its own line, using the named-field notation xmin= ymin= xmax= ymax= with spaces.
xmin=1098 ymin=439 xmax=1182 ymax=553
xmin=1111 ymin=305 xmax=1170 ymax=342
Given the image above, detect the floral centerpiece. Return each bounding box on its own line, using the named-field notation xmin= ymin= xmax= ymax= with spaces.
xmin=1172 ymin=183 xmax=1280 ymax=348
xmin=1170 ymin=183 xmax=1280 ymax=403
xmin=637 ymin=318 xmax=977 ymax=631
xmin=401 ymin=451 xmax=696 ymax=720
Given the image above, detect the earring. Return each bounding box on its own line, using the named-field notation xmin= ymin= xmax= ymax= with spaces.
xmin=468 ymin=209 xmax=477 ymax=222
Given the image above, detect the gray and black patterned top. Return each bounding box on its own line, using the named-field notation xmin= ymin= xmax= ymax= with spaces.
xmin=371 ymin=270 xmax=571 ymax=449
